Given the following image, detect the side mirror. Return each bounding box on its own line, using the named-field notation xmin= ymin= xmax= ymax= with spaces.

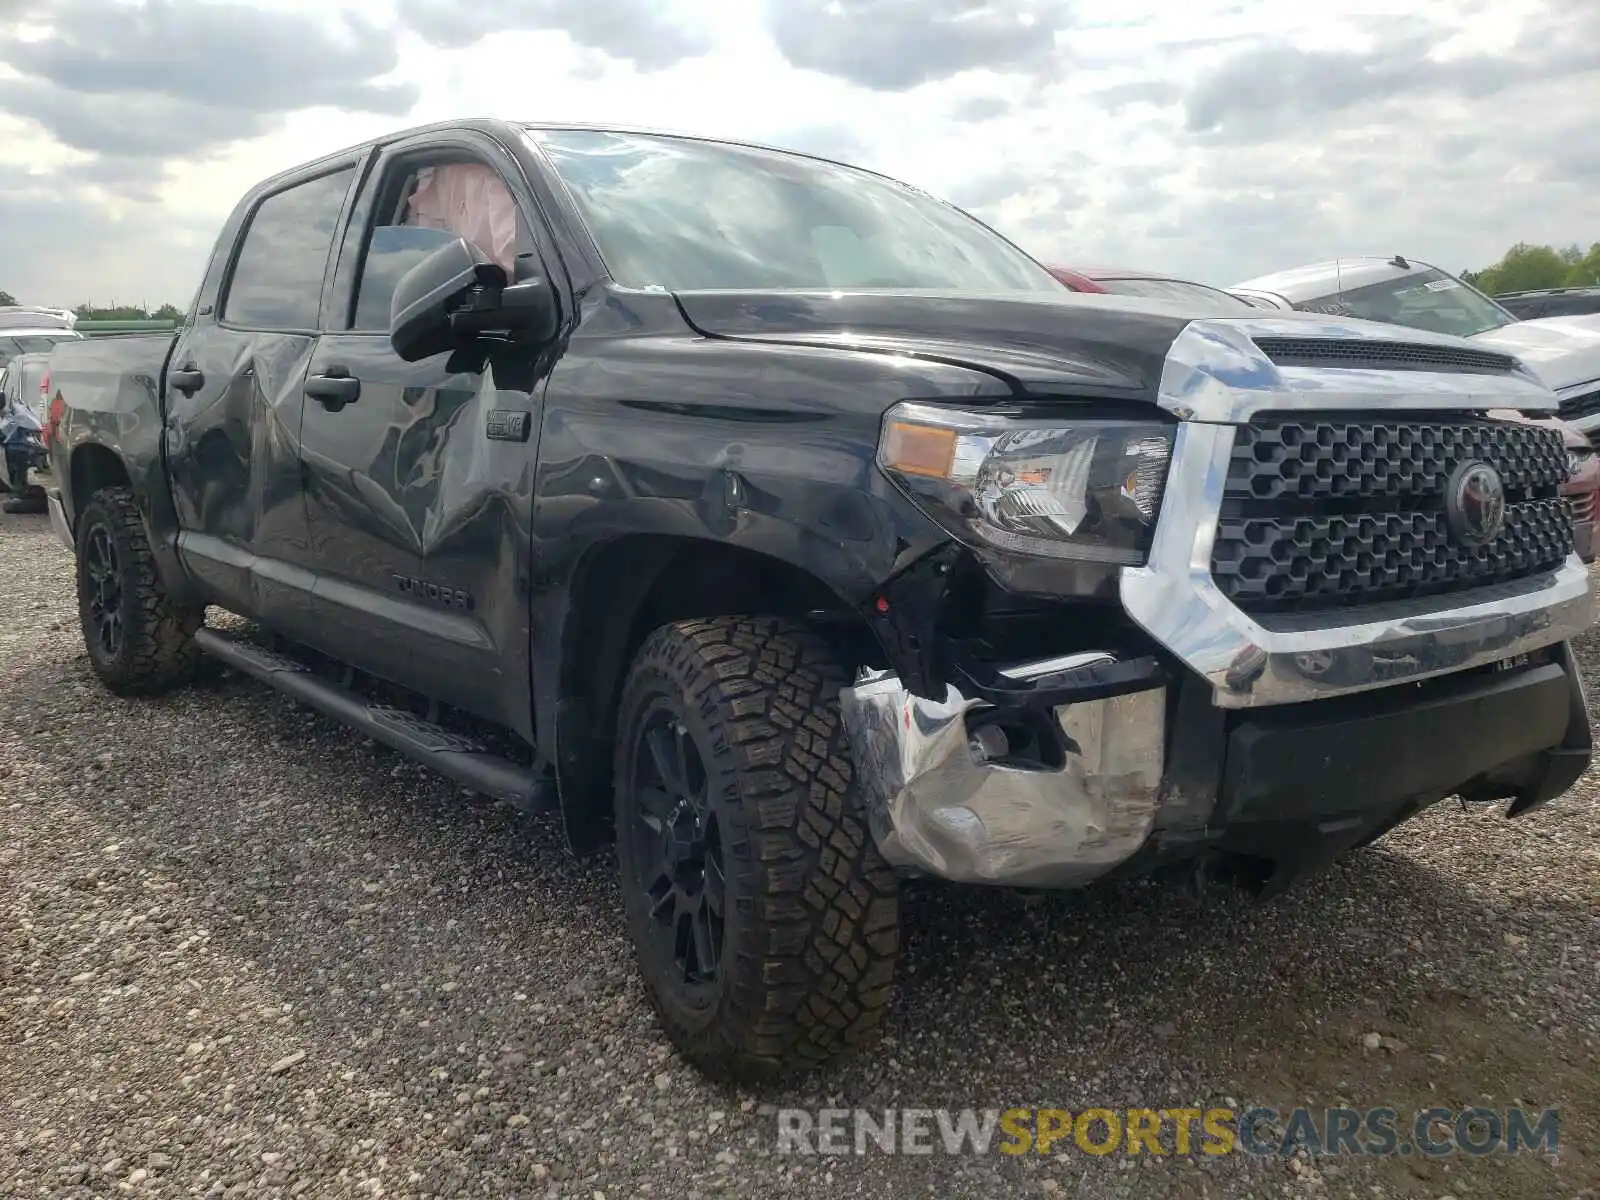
xmin=389 ymin=235 xmax=560 ymax=364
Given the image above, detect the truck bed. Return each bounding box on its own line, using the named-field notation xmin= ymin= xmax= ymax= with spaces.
xmin=47 ymin=332 xmax=174 ymax=418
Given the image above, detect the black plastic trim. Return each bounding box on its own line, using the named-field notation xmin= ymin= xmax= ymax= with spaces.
xmin=195 ymin=628 xmax=553 ymax=810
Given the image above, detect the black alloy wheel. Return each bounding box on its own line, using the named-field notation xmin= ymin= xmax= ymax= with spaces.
xmin=81 ymin=522 xmax=125 ymax=661
xmin=625 ymin=706 xmax=726 ymax=992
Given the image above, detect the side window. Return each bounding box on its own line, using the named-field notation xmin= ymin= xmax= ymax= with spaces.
xmin=349 ymin=160 xmax=524 ymax=332
xmin=224 ymin=167 xmax=356 ymax=329
xmin=350 ymin=226 xmax=461 ymax=331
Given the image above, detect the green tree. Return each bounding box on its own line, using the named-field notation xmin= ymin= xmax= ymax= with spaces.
xmin=1474 ymin=243 xmax=1572 ymax=295
xmin=0 ymin=290 xmax=16 ymax=306
xmin=1565 ymin=243 xmax=1600 ymax=287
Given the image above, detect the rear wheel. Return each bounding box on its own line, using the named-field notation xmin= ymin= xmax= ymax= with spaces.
xmin=75 ymin=487 xmax=202 ymax=695
xmin=613 ymin=616 xmax=901 ymax=1080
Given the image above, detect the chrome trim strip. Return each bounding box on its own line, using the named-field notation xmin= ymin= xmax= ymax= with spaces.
xmin=998 ymin=651 xmax=1114 ymax=680
xmin=1159 ymin=318 xmax=1557 ymax=423
xmin=1121 ymin=421 xmax=1594 ymax=708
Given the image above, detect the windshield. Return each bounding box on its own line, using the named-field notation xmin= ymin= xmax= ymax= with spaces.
xmin=1295 ymin=267 xmax=1516 ymax=337
xmin=530 ymin=128 xmax=1063 ymax=294
xmin=1096 ymin=276 xmax=1252 ymax=309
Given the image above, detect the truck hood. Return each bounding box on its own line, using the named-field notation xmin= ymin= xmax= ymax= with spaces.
xmin=1473 ymin=315 xmax=1600 ymax=393
xmin=672 ymin=288 xmax=1209 ymax=400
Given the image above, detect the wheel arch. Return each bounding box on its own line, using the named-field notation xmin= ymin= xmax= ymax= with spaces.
xmin=67 ymin=442 xmax=132 ymax=531
xmin=546 ymin=533 xmax=885 ymax=854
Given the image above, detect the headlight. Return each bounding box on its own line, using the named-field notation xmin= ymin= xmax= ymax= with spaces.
xmin=1566 ymin=446 xmax=1591 ymax=477
xmin=878 ymin=402 xmax=1174 ymax=565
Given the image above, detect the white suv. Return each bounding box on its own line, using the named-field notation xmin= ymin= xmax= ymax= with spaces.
xmin=1230 ymin=257 xmax=1600 ymax=440
xmin=0 ymin=305 xmax=82 ymax=368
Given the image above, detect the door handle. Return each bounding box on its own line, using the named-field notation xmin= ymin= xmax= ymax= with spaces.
xmin=305 ymin=371 xmax=361 ymax=411
xmin=169 ymin=366 xmax=205 ymax=396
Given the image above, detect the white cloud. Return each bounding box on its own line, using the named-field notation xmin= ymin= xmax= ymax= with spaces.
xmin=0 ymin=0 xmax=1594 ymax=308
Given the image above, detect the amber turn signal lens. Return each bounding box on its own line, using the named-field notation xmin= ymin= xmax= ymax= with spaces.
xmin=883 ymin=421 xmax=958 ymax=479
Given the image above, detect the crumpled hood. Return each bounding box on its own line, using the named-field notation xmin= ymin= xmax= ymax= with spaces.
xmin=672 ymin=288 xmax=1217 ymax=400
xmin=1473 ymin=314 xmax=1600 ymax=393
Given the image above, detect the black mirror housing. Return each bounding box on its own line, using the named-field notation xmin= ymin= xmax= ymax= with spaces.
xmin=389 ymin=237 xmax=561 ymax=364
xmin=389 ymin=236 xmax=503 ymax=362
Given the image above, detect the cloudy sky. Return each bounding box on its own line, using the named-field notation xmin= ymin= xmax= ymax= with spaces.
xmin=0 ymin=0 xmax=1595 ymax=310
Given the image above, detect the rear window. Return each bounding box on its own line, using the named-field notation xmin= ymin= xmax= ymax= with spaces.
xmin=1296 ymin=268 xmax=1515 ymax=337
xmin=0 ymin=334 xmax=76 ymax=361
xmin=224 ymin=167 xmax=356 ymax=329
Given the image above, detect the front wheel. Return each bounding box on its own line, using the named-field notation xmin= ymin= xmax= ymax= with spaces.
xmin=613 ymin=616 xmax=901 ymax=1081
xmin=75 ymin=487 xmax=202 ymax=695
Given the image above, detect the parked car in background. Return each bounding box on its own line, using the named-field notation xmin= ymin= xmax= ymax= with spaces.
xmin=40 ymin=118 xmax=1595 ymax=1082
xmin=1048 ymin=264 xmax=1254 ymax=309
xmin=1229 ymin=257 xmax=1600 ymax=442
xmin=1497 ymin=287 xmax=1600 ymax=321
xmin=0 ymin=361 xmax=49 ymax=513
xmin=0 ymin=305 xmax=81 ymax=367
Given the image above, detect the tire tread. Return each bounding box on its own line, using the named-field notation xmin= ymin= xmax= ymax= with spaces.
xmin=616 ymin=615 xmax=900 ymax=1080
xmin=77 ymin=487 xmax=201 ymax=695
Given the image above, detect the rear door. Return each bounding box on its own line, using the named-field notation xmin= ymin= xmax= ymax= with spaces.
xmin=163 ymin=159 xmax=362 ymax=639
xmin=299 ymin=130 xmax=561 ymax=734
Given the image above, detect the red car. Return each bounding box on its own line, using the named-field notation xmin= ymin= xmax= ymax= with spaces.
xmin=1047 ymin=264 xmax=1257 ymax=309
xmin=1048 ymin=266 xmax=1599 ymax=561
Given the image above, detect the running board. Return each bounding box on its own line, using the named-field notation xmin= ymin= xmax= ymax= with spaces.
xmin=194 ymin=628 xmax=554 ymax=812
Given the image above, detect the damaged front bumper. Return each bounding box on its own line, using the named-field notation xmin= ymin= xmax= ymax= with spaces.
xmin=839 ymin=655 xmax=1168 ymax=888
xmin=840 ymin=639 xmax=1593 ymax=890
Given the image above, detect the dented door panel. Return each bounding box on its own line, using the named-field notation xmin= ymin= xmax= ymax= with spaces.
xmin=299 ymin=333 xmax=542 ymax=734
xmin=164 ymin=328 xmax=317 ymax=638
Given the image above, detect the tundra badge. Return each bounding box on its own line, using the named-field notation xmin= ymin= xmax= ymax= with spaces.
xmin=485 ymin=409 xmax=532 ymax=442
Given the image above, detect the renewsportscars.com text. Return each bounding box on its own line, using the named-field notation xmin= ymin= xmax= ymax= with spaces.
xmin=775 ymin=1106 xmax=1560 ymax=1158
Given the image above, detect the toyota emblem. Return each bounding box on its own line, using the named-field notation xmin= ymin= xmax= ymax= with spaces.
xmin=1445 ymin=460 xmax=1507 ymax=546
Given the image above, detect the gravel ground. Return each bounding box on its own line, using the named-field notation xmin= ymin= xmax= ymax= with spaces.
xmin=2 ymin=509 xmax=1596 ymax=1200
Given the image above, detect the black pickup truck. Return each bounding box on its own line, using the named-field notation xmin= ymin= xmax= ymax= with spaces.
xmin=43 ymin=118 xmax=1594 ymax=1080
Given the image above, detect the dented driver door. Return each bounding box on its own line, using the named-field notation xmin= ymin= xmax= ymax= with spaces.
xmin=296 ymin=133 xmax=552 ymax=738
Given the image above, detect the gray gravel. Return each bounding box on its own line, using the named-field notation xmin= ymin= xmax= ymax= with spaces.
xmin=2 ymin=509 xmax=1597 ymax=1199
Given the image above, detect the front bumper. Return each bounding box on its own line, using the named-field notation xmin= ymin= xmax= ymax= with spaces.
xmin=841 ymin=658 xmax=1168 ymax=887
xmin=840 ymin=643 xmax=1591 ymax=888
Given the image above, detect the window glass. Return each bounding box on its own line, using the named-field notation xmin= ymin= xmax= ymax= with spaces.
xmin=350 ymin=225 xmax=462 ymax=330
xmin=1295 ymin=268 xmax=1515 ymax=337
xmin=0 ymin=334 xmax=75 ymax=359
xmin=530 ymin=127 xmax=1061 ymax=294
xmin=224 ymin=168 xmax=355 ymax=328
xmin=348 ymin=162 xmax=526 ymax=331
xmin=1548 ymin=294 xmax=1600 ymax=318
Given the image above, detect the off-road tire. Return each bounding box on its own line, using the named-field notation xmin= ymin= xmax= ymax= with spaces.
xmin=613 ymin=615 xmax=901 ymax=1081
xmin=75 ymin=487 xmax=202 ymax=695
xmin=2 ymin=492 xmax=46 ymax=514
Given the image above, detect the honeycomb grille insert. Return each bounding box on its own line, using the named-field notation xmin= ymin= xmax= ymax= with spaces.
xmin=1252 ymin=337 xmax=1519 ymax=375
xmin=1211 ymin=417 xmax=1573 ymax=612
